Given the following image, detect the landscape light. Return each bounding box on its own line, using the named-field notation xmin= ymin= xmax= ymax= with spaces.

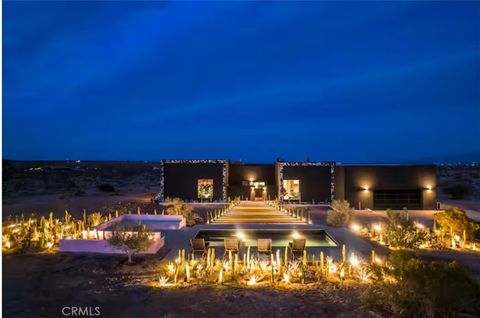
xmin=247 ymin=275 xmax=260 ymax=286
xmin=159 ymin=276 xmax=169 ymax=287
xmin=373 ymin=224 xmax=382 ymax=232
xmin=236 ymin=231 xmax=245 ymax=240
xmin=349 ymin=253 xmax=360 ymax=267
xmin=350 ymin=223 xmax=360 ymax=232
xmin=291 ymin=231 xmax=301 ymax=239
xmin=329 ymin=263 xmax=337 ymax=274
xmin=363 ymin=186 xmax=369 ymax=192
xmin=415 ymin=222 xmax=425 ymax=229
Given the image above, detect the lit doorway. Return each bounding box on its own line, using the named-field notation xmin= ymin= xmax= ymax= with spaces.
xmin=249 ymin=181 xmax=267 ymax=201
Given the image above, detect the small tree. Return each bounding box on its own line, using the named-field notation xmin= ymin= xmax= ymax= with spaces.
xmin=326 ymin=200 xmax=352 ymax=227
xmin=108 ymin=225 xmax=154 ymax=263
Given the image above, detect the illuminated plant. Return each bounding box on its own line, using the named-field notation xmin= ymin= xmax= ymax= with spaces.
xmin=108 ymin=225 xmax=154 ymax=263
xmin=357 ymin=266 xmax=372 ymax=281
xmin=247 ymin=274 xmax=262 ymax=286
xmin=159 ymin=276 xmax=169 ymax=286
xmin=434 ymin=208 xmax=479 ymax=246
xmin=87 ymin=212 xmax=103 ymax=227
xmin=383 ymin=210 xmax=429 ymax=249
xmin=326 ymin=200 xmax=352 ymax=227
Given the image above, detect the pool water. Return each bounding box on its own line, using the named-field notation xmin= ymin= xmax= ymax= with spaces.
xmin=194 ymin=229 xmax=337 ymax=247
xmin=104 ymin=219 xmax=181 ymax=231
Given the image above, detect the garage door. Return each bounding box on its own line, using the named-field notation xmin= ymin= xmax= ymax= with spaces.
xmin=373 ymin=189 xmax=421 ymax=210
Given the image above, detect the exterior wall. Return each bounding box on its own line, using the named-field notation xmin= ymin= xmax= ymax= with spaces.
xmin=158 ymin=159 xmax=437 ymax=209
xmin=342 ymin=165 xmax=437 ymax=210
xmin=334 ymin=166 xmax=345 ymax=201
xmin=162 ymin=161 xmax=226 ymax=201
xmin=278 ymin=163 xmax=333 ymax=203
xmin=228 ymin=164 xmax=276 ymax=200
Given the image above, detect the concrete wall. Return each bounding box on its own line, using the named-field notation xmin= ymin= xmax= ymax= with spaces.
xmin=341 ymin=165 xmax=437 ymax=210
xmin=163 ymin=162 xmax=225 ymax=201
xmin=59 ymin=233 xmax=165 ymax=254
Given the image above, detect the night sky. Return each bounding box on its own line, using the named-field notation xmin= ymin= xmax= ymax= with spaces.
xmin=3 ymin=2 xmax=480 ymax=163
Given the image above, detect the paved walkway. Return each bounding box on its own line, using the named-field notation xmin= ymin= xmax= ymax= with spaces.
xmin=212 ymin=201 xmax=306 ymax=224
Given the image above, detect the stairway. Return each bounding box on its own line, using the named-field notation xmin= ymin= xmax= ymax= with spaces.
xmin=212 ymin=201 xmax=306 ymax=224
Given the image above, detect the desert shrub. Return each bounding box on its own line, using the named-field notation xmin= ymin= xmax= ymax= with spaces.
xmin=98 ymin=184 xmax=115 ymax=192
xmin=108 ymin=225 xmax=154 ymax=263
xmin=362 ymin=251 xmax=480 ymax=317
xmin=164 ymin=197 xmax=202 ymax=226
xmin=326 ymin=200 xmax=352 ymax=227
xmin=434 ymin=208 xmax=479 ymax=243
xmin=383 ymin=210 xmax=429 ymax=249
xmin=443 ymin=185 xmax=470 ymax=200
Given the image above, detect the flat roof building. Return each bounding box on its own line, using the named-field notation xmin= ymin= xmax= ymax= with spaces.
xmin=159 ymin=160 xmax=437 ymax=210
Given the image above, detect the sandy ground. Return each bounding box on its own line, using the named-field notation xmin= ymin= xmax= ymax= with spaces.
xmin=2 ymin=252 xmax=375 ymax=318
xmin=2 ymin=191 xmax=153 ymax=219
xmin=3 ymin=162 xmax=480 ymax=317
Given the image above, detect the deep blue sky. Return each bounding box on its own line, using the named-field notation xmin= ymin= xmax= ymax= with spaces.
xmin=3 ymin=2 xmax=480 ymax=163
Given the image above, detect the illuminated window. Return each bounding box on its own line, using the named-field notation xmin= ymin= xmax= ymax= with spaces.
xmin=283 ymin=180 xmax=300 ymax=200
xmin=198 ymin=179 xmax=213 ymax=199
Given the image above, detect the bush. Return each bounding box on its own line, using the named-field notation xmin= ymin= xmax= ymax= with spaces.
xmin=443 ymin=185 xmax=471 ymax=200
xmin=362 ymin=251 xmax=480 ymax=317
xmin=434 ymin=208 xmax=479 ymax=244
xmin=164 ymin=197 xmax=202 ymax=226
xmin=326 ymin=200 xmax=352 ymax=227
xmin=384 ymin=210 xmax=429 ymax=249
xmin=98 ymin=184 xmax=115 ymax=192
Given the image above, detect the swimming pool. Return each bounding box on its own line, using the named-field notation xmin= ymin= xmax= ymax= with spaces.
xmin=97 ymin=214 xmax=186 ymax=231
xmin=194 ymin=229 xmax=337 ymax=247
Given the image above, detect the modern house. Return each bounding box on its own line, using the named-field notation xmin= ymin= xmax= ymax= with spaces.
xmin=159 ymin=160 xmax=437 ymax=210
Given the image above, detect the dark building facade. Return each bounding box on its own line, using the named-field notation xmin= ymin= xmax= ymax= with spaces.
xmin=159 ymin=160 xmax=437 ymax=210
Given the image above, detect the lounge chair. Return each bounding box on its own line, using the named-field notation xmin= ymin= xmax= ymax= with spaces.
xmin=257 ymin=238 xmax=272 ymax=256
xmin=257 ymin=238 xmax=272 ymax=261
xmin=190 ymin=238 xmax=208 ymax=258
xmin=223 ymin=238 xmax=240 ymax=257
xmin=289 ymin=238 xmax=306 ymax=260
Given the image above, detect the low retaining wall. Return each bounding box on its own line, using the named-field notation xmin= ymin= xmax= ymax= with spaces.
xmin=59 ymin=233 xmax=165 ymax=254
xmin=96 ymin=214 xmax=186 ymax=231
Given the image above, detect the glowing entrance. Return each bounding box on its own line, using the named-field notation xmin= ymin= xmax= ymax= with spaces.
xmin=250 ymin=181 xmax=267 ymax=201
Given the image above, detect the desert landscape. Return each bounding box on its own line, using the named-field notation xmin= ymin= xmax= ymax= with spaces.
xmin=3 ymin=161 xmax=480 ymax=317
